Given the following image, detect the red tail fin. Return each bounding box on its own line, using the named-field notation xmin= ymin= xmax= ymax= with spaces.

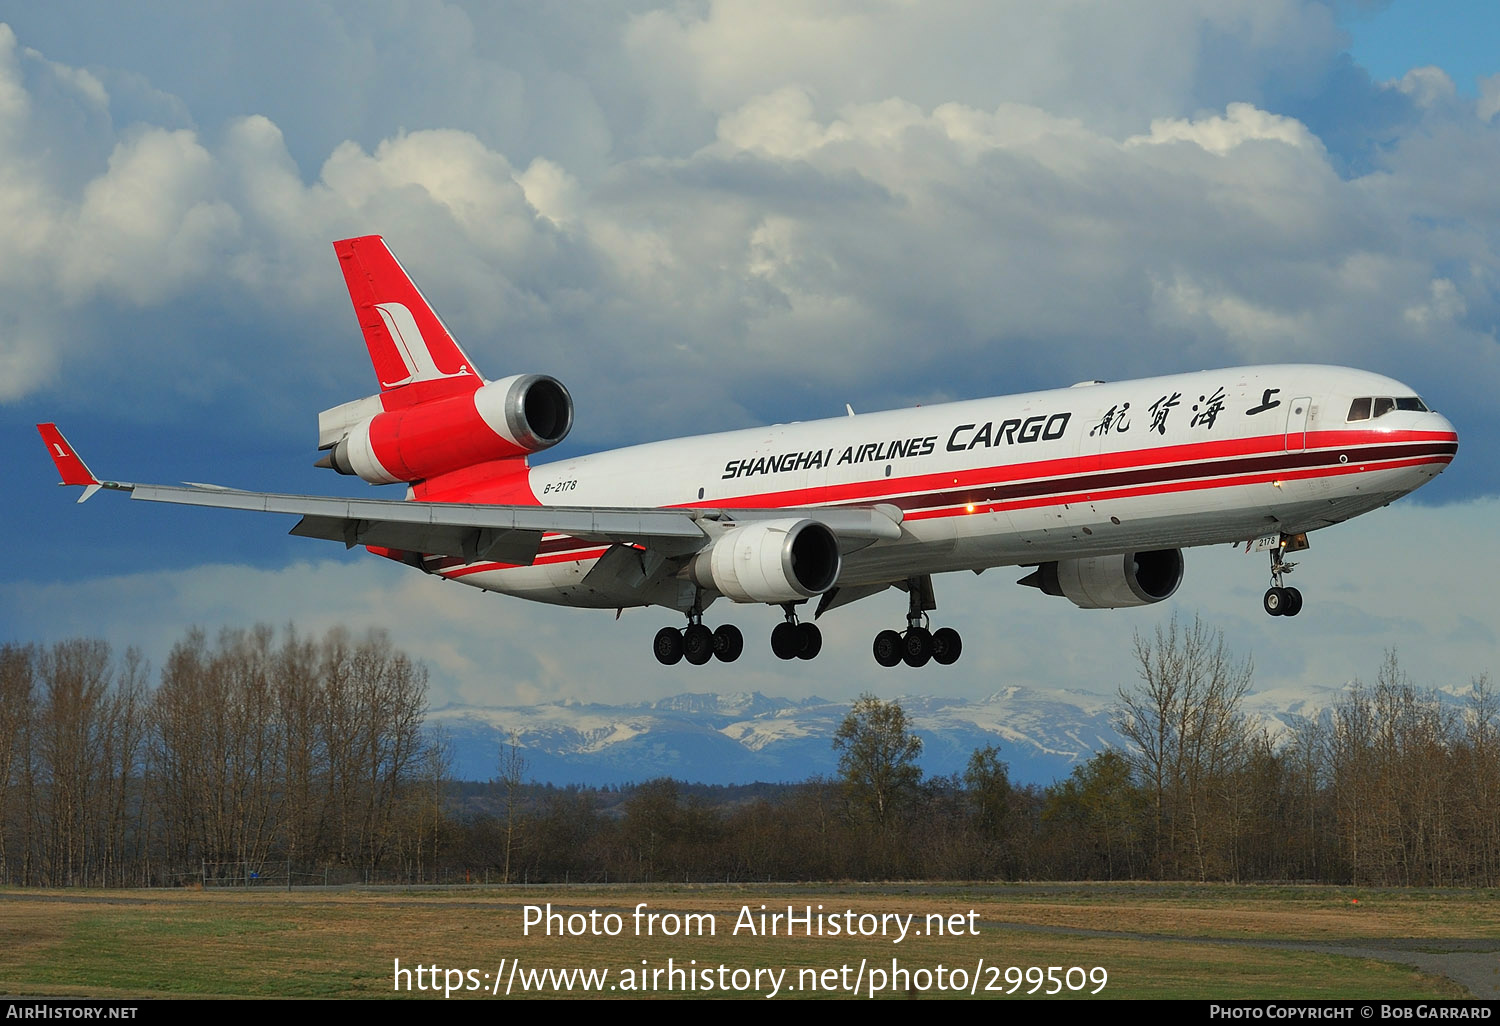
xmin=334 ymin=236 xmax=481 ymax=408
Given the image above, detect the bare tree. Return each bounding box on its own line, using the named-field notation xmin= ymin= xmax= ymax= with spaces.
xmin=34 ymin=640 xmax=116 ymax=885
xmin=98 ymin=648 xmax=147 ymax=886
xmin=1115 ymin=616 xmax=1253 ymax=880
xmin=498 ymin=731 xmax=527 ymax=883
xmin=275 ymin=627 xmax=324 ymax=881
xmin=0 ymin=645 xmax=35 ymax=883
xmin=1460 ymin=675 xmax=1500 ymax=884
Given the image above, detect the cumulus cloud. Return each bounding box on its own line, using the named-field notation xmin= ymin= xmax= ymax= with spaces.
xmin=62 ymin=128 xmax=240 ymax=305
xmin=621 ymin=0 xmax=1346 ymax=141
xmin=0 ymin=20 xmax=1492 ymax=465
xmin=1396 ymin=65 xmax=1457 ymax=107
xmin=1127 ymin=102 xmax=1323 ymax=155
xmin=1403 ymin=278 xmax=1467 ymax=330
xmin=0 ymin=8 xmax=1494 ymax=463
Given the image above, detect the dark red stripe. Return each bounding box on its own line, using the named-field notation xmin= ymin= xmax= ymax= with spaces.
xmin=432 ymin=435 xmax=1456 ymax=576
xmin=867 ymin=441 xmax=1456 ymax=515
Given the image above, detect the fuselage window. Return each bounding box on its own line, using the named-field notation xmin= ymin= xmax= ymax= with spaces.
xmin=1347 ymin=397 xmax=1371 ymax=421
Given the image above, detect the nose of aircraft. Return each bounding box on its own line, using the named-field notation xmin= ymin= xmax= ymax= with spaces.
xmin=1420 ymin=408 xmax=1459 ymax=483
xmin=1428 ymin=409 xmax=1459 ymax=448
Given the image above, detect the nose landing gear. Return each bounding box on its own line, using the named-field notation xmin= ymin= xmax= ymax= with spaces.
xmin=1262 ymin=534 xmax=1304 ymax=617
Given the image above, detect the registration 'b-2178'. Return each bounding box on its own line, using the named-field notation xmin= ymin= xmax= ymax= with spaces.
xmin=39 ymin=237 xmax=1459 ymax=667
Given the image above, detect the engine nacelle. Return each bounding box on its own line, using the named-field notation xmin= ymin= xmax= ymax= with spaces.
xmin=1019 ymin=548 xmax=1184 ymax=609
xmin=690 ymin=519 xmax=842 ymax=604
xmin=323 ymin=374 xmax=573 ymax=485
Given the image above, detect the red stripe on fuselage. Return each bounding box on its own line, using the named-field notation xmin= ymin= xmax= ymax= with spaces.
xmin=431 ymin=431 xmax=1455 ymax=579
xmin=859 ymin=440 xmax=1454 ymax=516
xmin=694 ymin=428 xmax=1456 ymax=511
xmin=902 ymin=452 xmax=1454 ymax=521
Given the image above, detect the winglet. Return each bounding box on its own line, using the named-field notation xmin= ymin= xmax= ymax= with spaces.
xmin=37 ymin=423 xmax=103 ymax=502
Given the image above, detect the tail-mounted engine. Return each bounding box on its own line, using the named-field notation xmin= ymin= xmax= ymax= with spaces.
xmin=1018 ymin=549 xmax=1184 ymax=609
xmin=690 ymin=518 xmax=842 ymax=604
xmin=316 ymin=373 xmax=573 ymax=485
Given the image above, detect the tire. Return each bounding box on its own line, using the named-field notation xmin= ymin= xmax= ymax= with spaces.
xmin=683 ymin=624 xmax=714 ymax=665
xmin=1283 ymin=587 xmax=1303 ymax=617
xmin=771 ymin=621 xmax=802 ymax=660
xmin=712 ymin=624 xmax=744 ymax=662
xmin=873 ymin=629 xmax=903 ymax=667
xmin=903 ymin=627 xmax=933 ymax=668
xmin=932 ymin=627 xmax=963 ymax=665
xmin=653 ymin=627 xmax=684 ymax=665
xmin=1263 ymin=588 xmax=1285 ymax=616
xmin=796 ymin=622 xmax=822 ymax=660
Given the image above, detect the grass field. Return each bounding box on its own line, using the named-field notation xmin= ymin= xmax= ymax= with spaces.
xmin=2 ymin=882 xmax=1494 ymax=999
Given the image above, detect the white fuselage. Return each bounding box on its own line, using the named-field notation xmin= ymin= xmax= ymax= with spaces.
xmin=426 ymin=364 xmax=1457 ymax=611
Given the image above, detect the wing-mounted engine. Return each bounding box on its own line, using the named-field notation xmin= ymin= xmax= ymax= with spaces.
xmin=316 ymin=373 xmax=573 ymax=485
xmin=1017 ymin=548 xmax=1184 ymax=608
xmin=689 ymin=518 xmax=842 ymax=604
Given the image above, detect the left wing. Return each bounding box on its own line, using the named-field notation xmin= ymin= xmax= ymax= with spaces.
xmin=37 ymin=425 xmax=903 ymax=567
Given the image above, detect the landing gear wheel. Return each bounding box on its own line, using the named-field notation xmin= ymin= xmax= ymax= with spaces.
xmin=712 ymin=624 xmax=743 ymax=662
xmin=1263 ymin=535 xmax=1306 ymax=619
xmin=654 ymin=627 xmax=684 ymax=665
xmin=1263 ymin=587 xmax=1287 ymax=616
xmin=683 ymin=624 xmax=714 ymax=665
xmin=903 ymin=627 xmax=933 ymax=668
xmin=771 ymin=621 xmax=802 ymax=660
xmin=796 ymin=622 xmax=822 ymax=660
xmin=932 ymin=627 xmax=963 ymax=665
xmin=873 ymin=629 xmax=903 ymax=667
xmin=1282 ymin=587 xmax=1303 ymax=617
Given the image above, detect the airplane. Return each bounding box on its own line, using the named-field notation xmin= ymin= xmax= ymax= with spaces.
xmin=39 ymin=235 xmax=1459 ymax=668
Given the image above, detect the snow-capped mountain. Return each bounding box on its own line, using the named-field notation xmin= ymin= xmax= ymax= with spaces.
xmin=429 ymin=687 xmax=1128 ymax=786
xmin=429 ymin=679 xmax=1480 ymax=787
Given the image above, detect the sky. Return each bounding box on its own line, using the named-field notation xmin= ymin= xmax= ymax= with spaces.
xmin=1 ymin=0 xmax=1497 ymax=712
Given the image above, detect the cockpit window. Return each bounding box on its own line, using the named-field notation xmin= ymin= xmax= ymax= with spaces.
xmin=1349 ymin=395 xmax=1429 ymax=421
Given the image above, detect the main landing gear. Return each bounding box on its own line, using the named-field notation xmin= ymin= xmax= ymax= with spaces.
xmin=1262 ymin=535 xmax=1304 ymax=617
xmin=873 ymin=575 xmax=963 ymax=668
xmin=771 ymin=603 xmax=822 ymax=661
xmin=653 ymin=604 xmax=744 ymax=665
xmin=652 ymin=601 xmax=818 ymax=664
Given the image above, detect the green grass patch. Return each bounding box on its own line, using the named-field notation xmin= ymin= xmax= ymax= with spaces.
xmin=0 ymin=883 xmax=1482 ymax=999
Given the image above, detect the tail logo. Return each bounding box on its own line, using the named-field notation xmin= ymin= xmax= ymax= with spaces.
xmin=374 ymin=302 xmax=469 ymax=387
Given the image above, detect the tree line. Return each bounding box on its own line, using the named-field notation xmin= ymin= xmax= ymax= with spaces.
xmin=0 ymin=627 xmax=442 ymax=886
xmin=455 ymin=620 xmax=1500 ymax=887
xmin=3 ymin=619 xmax=1497 ymax=886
